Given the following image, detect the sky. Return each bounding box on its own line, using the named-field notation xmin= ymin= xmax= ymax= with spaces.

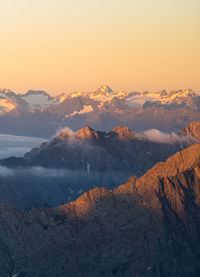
xmin=0 ymin=134 xmax=44 ymax=158
xmin=0 ymin=0 xmax=199 ymax=95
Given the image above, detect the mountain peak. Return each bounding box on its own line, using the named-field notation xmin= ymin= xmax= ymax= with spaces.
xmin=0 ymin=88 xmax=14 ymax=94
xmin=180 ymin=120 xmax=200 ymax=140
xmin=75 ymin=126 xmax=99 ymax=140
xmin=25 ymin=90 xmax=51 ymax=97
xmin=141 ymin=144 xmax=200 ymax=182
xmin=112 ymin=126 xmax=136 ymax=140
xmin=184 ymin=89 xmax=196 ymax=97
xmin=92 ymin=85 xmax=113 ymax=95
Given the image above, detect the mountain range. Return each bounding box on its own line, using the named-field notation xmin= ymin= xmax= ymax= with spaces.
xmin=0 ymin=86 xmax=200 ymax=137
xmin=0 ymin=141 xmax=200 ymax=276
xmin=0 ymin=88 xmax=200 ymax=276
xmin=0 ymin=121 xmax=199 ymax=210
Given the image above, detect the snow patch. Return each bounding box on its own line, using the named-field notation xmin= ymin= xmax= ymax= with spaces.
xmin=126 ymin=90 xmax=196 ymax=107
xmin=65 ymin=105 xmax=94 ymax=118
xmin=21 ymin=92 xmax=54 ymax=110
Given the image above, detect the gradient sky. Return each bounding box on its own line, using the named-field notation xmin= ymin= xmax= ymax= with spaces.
xmin=0 ymin=0 xmax=199 ymax=95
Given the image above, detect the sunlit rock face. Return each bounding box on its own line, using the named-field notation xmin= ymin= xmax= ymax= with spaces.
xmin=75 ymin=126 xmax=100 ymax=140
xmin=1 ymin=124 xmax=197 ymax=174
xmin=112 ymin=126 xmax=137 ymax=140
xmin=1 ymin=145 xmax=200 ymax=276
xmin=179 ymin=120 xmax=200 ymax=140
xmin=0 ymin=122 xmax=199 ymax=211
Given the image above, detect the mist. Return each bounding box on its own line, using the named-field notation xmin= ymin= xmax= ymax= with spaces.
xmin=0 ymin=165 xmax=132 ymax=210
xmin=143 ymin=129 xmax=197 ymax=144
xmin=0 ymin=134 xmax=45 ymax=158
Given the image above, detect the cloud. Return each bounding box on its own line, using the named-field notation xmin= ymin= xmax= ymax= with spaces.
xmin=0 ymin=166 xmax=73 ymax=177
xmin=55 ymin=127 xmax=75 ymax=137
xmin=143 ymin=129 xmax=197 ymax=144
xmin=0 ymin=166 xmax=14 ymax=176
xmin=0 ymin=134 xmax=45 ymax=158
xmin=0 ymin=166 xmax=130 ymax=193
xmin=47 ymin=126 xmax=97 ymax=151
xmin=27 ymin=167 xmax=67 ymax=177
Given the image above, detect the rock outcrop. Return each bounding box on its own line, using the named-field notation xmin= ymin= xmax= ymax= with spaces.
xmin=180 ymin=120 xmax=200 ymax=140
xmin=0 ymin=124 xmax=199 ymax=210
xmin=75 ymin=126 xmax=100 ymax=140
xmin=112 ymin=126 xmax=137 ymax=140
xmin=0 ymin=145 xmax=200 ymax=276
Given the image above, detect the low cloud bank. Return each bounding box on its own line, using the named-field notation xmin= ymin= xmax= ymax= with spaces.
xmin=0 ymin=166 xmax=70 ymax=177
xmin=143 ymin=129 xmax=197 ymax=144
xmin=0 ymin=166 xmax=130 ymax=192
xmin=0 ymin=166 xmax=14 ymax=176
xmin=0 ymin=134 xmax=45 ymax=158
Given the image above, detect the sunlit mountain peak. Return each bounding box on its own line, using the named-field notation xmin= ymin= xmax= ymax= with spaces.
xmin=92 ymin=85 xmax=113 ymax=95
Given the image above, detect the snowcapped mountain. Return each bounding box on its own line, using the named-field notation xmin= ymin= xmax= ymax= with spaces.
xmin=0 ymin=85 xmax=199 ymax=137
xmin=0 ymin=85 xmax=198 ymax=116
xmin=125 ymin=89 xmax=198 ymax=107
xmin=0 ymin=88 xmax=54 ymax=115
xmin=48 ymin=85 xmax=200 ymax=117
xmin=20 ymin=90 xmax=55 ymax=110
xmin=0 ymin=89 xmax=56 ymax=115
xmin=67 ymin=85 xmax=130 ymax=104
xmin=0 ymin=88 xmax=27 ymax=115
xmin=55 ymin=85 xmax=198 ymax=107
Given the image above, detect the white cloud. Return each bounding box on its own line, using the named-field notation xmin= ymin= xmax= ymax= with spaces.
xmin=143 ymin=129 xmax=198 ymax=144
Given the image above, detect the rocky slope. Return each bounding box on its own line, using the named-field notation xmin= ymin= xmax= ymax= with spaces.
xmin=1 ymin=125 xmax=195 ymax=172
xmin=0 ymin=144 xmax=200 ymax=276
xmin=180 ymin=120 xmax=200 ymax=139
xmin=0 ymin=124 xmax=198 ymax=210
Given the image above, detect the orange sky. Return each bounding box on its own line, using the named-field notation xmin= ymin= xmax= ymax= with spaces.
xmin=0 ymin=0 xmax=199 ymax=95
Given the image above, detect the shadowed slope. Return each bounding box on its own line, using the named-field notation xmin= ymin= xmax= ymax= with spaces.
xmin=0 ymin=145 xmax=199 ymax=275
xmin=0 ymin=124 xmax=199 ymax=210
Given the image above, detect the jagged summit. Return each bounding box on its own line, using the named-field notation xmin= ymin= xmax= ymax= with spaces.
xmin=0 ymin=88 xmax=14 ymax=94
xmin=140 ymin=144 xmax=200 ymax=182
xmin=179 ymin=88 xmax=196 ymax=97
xmin=112 ymin=126 xmax=137 ymax=140
xmin=20 ymin=89 xmax=54 ymax=110
xmin=61 ymin=143 xmax=200 ymax=217
xmin=180 ymin=120 xmax=200 ymax=140
xmin=57 ymin=126 xmax=137 ymax=141
xmin=1 ymin=139 xmax=200 ymax=276
xmin=23 ymin=89 xmax=50 ymax=96
xmin=92 ymin=85 xmax=113 ymax=95
xmin=75 ymin=126 xmax=99 ymax=140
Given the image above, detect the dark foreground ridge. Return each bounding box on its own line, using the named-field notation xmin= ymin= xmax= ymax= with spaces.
xmin=0 ymin=144 xmax=200 ymax=276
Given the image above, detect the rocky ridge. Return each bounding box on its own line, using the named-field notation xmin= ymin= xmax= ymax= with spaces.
xmin=0 ymin=124 xmax=198 ymax=210
xmin=0 ymin=144 xmax=200 ymax=275
xmin=0 ymin=86 xmax=200 ymax=137
xmin=180 ymin=120 xmax=200 ymax=139
xmin=1 ymin=125 xmax=195 ymax=174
